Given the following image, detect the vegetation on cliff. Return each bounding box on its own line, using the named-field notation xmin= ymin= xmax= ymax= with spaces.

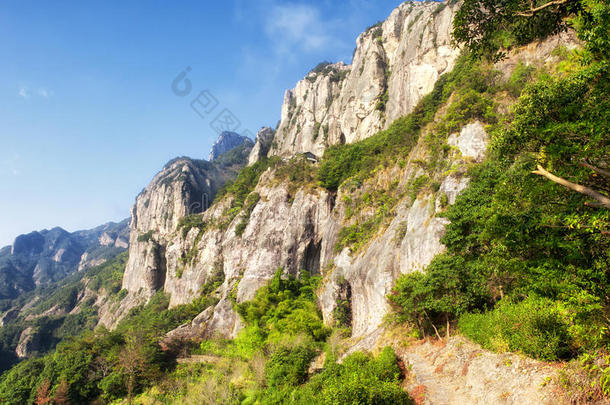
xmin=390 ymin=0 xmax=610 ymax=400
xmin=0 ymin=1 xmax=608 ymax=403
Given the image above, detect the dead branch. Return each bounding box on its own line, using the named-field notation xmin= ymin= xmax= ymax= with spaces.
xmin=532 ymin=165 xmax=610 ymax=209
xmin=580 ymin=160 xmax=610 ymax=179
xmin=423 ymin=310 xmax=442 ymax=340
xmin=516 ymin=0 xmax=575 ymax=17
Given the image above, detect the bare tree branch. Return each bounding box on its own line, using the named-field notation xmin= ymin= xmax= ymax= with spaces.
xmin=516 ymin=0 xmax=575 ymax=17
xmin=532 ymin=165 xmax=610 ymax=209
xmin=580 ymin=160 xmax=610 ymax=179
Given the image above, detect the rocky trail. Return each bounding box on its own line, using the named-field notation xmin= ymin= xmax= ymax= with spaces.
xmin=394 ymin=337 xmax=560 ymax=405
xmin=176 ymin=354 xmax=222 ymax=365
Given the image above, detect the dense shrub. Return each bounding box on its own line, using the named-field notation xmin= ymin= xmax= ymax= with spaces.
xmin=0 ymin=288 xmax=219 ymax=404
xmin=237 ymin=269 xmax=329 ymax=343
xmin=137 ymin=230 xmax=154 ymax=242
xmin=292 ymin=347 xmax=412 ymax=405
xmin=390 ymin=0 xmax=610 ymax=364
xmin=389 ymin=255 xmax=489 ymax=338
xmin=459 ymin=297 xmax=572 ymax=360
xmin=265 ymin=344 xmax=317 ymax=387
xmin=177 ymin=214 xmax=206 ymax=238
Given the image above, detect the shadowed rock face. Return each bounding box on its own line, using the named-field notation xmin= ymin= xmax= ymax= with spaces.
xmin=0 ymin=221 xmax=129 ymax=300
xmin=209 ymin=131 xmax=254 ymax=161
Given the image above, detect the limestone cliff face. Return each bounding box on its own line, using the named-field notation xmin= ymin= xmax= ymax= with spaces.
xmin=122 ymin=157 xmax=246 ymax=299
xmin=160 ymin=168 xmax=336 ymax=336
xmin=114 ymin=2 xmax=576 ymax=342
xmin=266 ymin=1 xmax=460 ymax=159
xmin=115 ymin=137 xmax=253 ymax=325
xmin=247 ymin=127 xmax=275 ymax=165
xmin=158 ymin=119 xmax=484 ymax=339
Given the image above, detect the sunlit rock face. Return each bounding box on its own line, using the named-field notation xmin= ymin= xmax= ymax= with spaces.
xmin=114 ymin=2 xmax=576 ymax=341
xmin=268 ymin=2 xmax=461 ymax=158
xmin=114 ymin=137 xmax=252 ymax=328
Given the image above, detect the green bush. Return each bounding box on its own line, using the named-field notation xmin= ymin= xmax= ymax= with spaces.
xmin=0 ymin=358 xmax=44 ymax=405
xmin=389 ymin=19 xmax=610 ymax=360
xmin=177 ymin=214 xmax=206 ymax=238
xmin=235 ymin=192 xmax=260 ymax=236
xmin=504 ymin=61 xmax=537 ymax=97
xmin=87 ymin=251 xmax=128 ymax=295
xmin=389 ymin=255 xmax=489 ymax=337
xmin=0 ymin=287 xmax=222 ymax=404
xmin=137 ymin=230 xmax=154 ymax=243
xmin=459 ymin=297 xmax=572 ymax=361
xmin=292 ymin=347 xmax=412 ymax=405
xmin=265 ymin=344 xmax=317 ymax=387
xmin=236 ymin=269 xmax=329 ymax=343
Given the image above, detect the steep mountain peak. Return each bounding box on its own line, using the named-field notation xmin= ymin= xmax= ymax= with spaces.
xmin=10 ymin=231 xmax=46 ymax=256
xmin=119 ymin=144 xmax=253 ymax=315
xmin=209 ymin=131 xmax=254 ymax=161
xmin=269 ymin=0 xmax=460 ymax=158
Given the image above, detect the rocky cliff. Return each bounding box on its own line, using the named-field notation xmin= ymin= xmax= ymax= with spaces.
xmin=248 ymin=127 xmax=275 ymax=165
xmin=118 ymin=1 xmax=468 ymax=338
xmin=259 ymin=1 xmax=460 ymax=161
xmin=209 ymin=131 xmax=254 ymax=161
xmin=116 ymin=1 xmax=575 ymax=343
xmin=115 ymin=137 xmax=253 ymax=324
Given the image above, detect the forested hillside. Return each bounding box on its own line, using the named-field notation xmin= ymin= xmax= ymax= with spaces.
xmin=0 ymin=0 xmax=608 ymax=404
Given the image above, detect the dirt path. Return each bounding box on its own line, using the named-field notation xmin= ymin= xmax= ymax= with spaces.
xmin=393 ymin=337 xmax=561 ymax=405
xmin=176 ymin=354 xmax=222 ymax=364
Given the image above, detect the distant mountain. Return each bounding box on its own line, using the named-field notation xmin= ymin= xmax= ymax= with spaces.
xmin=209 ymin=131 xmax=253 ymax=161
xmin=0 ymin=220 xmax=129 ymax=300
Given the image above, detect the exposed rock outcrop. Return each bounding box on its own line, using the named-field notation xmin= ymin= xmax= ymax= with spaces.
xmin=15 ymin=327 xmax=38 ymax=358
xmin=0 ymin=308 xmax=19 ymax=327
xmin=448 ymin=121 xmax=489 ymax=162
xmin=398 ymin=336 xmax=559 ymax=405
xmin=269 ymin=1 xmax=461 ymax=157
xmin=122 ymin=159 xmax=240 ymax=299
xmin=155 ymin=118 xmax=478 ymax=340
xmin=248 ymin=127 xmax=275 ymax=165
xmin=113 ymin=2 xmax=577 ymax=345
xmin=114 ymin=136 xmax=253 ymax=327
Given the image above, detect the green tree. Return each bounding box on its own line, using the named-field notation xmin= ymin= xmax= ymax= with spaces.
xmin=453 ymin=0 xmax=583 ymax=60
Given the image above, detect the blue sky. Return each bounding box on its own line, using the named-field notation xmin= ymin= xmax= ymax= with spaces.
xmin=0 ymin=0 xmax=411 ymax=246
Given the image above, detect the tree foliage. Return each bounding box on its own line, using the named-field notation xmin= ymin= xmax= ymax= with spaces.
xmin=453 ymin=0 xmax=583 ymax=60
xmin=393 ymin=0 xmax=610 ymax=361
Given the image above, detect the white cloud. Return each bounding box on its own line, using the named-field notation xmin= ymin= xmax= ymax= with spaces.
xmin=38 ymin=88 xmax=50 ymax=98
xmin=265 ymin=3 xmax=341 ymax=54
xmin=18 ymin=87 xmax=29 ymax=99
xmin=18 ymin=86 xmax=53 ymax=99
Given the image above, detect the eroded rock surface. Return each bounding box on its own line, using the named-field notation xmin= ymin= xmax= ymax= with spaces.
xmin=248 ymin=127 xmax=275 ymax=165
xmin=269 ymin=2 xmax=461 ymax=157
xmin=115 ymin=3 xmax=577 ymax=344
